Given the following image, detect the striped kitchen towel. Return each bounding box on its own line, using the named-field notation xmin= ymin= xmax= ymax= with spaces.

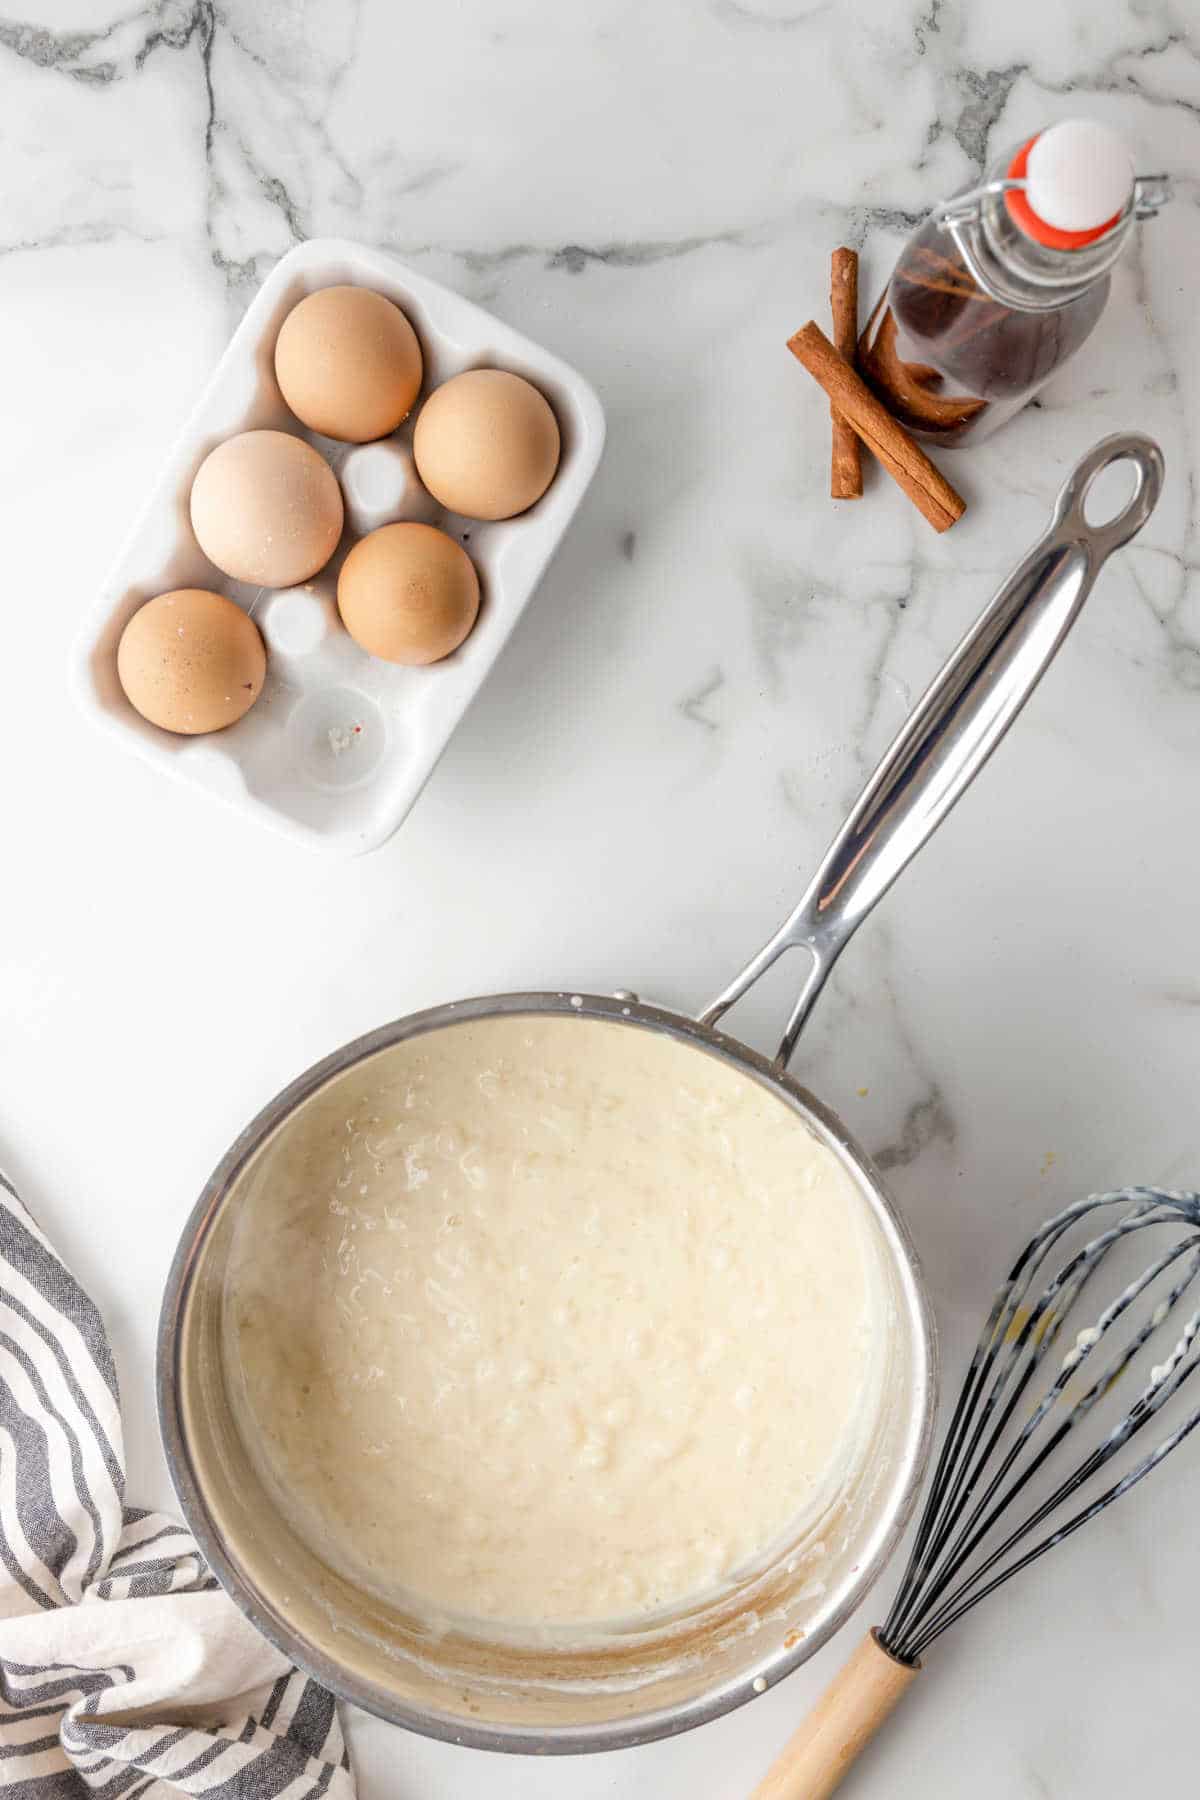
xmin=0 ymin=1172 xmax=356 ymax=1799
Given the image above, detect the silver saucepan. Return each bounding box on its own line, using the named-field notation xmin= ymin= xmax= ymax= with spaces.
xmin=158 ymin=435 xmax=1162 ymax=1754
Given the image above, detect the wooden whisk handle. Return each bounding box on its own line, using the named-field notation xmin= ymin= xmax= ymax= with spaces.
xmin=750 ymin=1631 xmax=919 ymax=1799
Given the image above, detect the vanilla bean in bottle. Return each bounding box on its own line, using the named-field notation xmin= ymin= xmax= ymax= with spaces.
xmin=859 ymin=119 xmax=1169 ymax=446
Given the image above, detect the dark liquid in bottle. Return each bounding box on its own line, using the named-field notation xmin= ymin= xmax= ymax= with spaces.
xmin=859 ymin=215 xmax=1109 ymax=446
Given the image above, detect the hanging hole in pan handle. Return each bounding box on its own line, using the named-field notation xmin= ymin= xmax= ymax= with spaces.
xmin=1052 ymin=432 xmax=1164 ymax=560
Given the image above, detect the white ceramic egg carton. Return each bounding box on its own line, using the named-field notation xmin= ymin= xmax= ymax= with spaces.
xmin=71 ymin=239 xmax=606 ymax=855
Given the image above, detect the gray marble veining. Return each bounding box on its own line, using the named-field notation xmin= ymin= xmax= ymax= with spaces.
xmin=3 ymin=1 xmax=1199 ymax=1794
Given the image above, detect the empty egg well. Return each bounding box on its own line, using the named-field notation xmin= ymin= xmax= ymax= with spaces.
xmin=288 ymin=686 xmax=388 ymax=791
xmin=338 ymin=440 xmax=437 ymax=537
xmin=255 ymin=586 xmax=341 ymax=661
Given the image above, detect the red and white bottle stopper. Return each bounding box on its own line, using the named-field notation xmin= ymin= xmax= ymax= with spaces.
xmin=1005 ymin=119 xmax=1134 ymax=249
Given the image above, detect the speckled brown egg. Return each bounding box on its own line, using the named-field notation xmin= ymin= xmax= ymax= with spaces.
xmin=412 ymin=368 xmax=561 ymax=520
xmin=117 ymin=589 xmax=266 ymax=734
xmin=274 ymin=285 xmax=424 ymax=443
xmin=190 ymin=430 xmax=343 ymax=587
xmin=337 ymin=523 xmax=480 ymax=666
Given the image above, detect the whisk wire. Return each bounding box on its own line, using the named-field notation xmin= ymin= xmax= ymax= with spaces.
xmin=884 ymin=1195 xmax=1150 ymax=1644
xmin=880 ymin=1188 xmax=1200 ymax=1665
xmin=899 ymin=1235 xmax=1200 ymax=1643
xmin=905 ymin=1381 xmax=1200 ymax=1660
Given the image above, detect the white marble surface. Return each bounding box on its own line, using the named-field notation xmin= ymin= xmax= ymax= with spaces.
xmin=3 ymin=1 xmax=1200 ymax=1794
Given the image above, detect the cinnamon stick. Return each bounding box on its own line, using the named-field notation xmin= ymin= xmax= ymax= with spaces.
xmin=787 ymin=320 xmax=966 ymax=533
xmin=860 ymin=310 xmax=987 ymax=434
xmin=830 ymin=247 xmax=862 ymax=499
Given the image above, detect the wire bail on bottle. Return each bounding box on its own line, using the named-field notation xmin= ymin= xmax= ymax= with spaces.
xmin=929 ymin=167 xmax=1170 ymax=315
xmin=935 ymin=172 xmax=1172 ymax=235
xmin=935 ymin=191 xmax=1069 ymax=314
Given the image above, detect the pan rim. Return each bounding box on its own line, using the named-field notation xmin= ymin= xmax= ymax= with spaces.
xmin=157 ymin=989 xmax=938 ymax=1754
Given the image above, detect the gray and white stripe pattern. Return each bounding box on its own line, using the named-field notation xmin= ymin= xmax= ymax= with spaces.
xmin=0 ymin=1173 xmax=356 ymax=1800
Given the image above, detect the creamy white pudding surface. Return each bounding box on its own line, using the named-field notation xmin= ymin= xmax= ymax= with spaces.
xmin=226 ymin=1015 xmax=889 ymax=1630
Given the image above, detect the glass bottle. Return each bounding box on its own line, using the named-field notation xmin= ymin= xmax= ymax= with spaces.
xmin=859 ymin=120 xmax=1170 ymax=446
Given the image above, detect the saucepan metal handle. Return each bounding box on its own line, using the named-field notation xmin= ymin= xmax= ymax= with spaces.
xmin=701 ymin=432 xmax=1163 ymax=1068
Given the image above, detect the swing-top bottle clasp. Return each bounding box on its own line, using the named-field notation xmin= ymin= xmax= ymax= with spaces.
xmin=935 ymin=173 xmax=1172 ymax=233
xmin=927 ymin=168 xmax=1172 ymax=314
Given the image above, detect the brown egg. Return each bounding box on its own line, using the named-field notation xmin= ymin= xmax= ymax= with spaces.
xmin=117 ymin=589 xmax=266 ymax=734
xmin=337 ymin=524 xmax=480 ymax=666
xmin=274 ymin=286 xmax=424 ymax=443
xmin=190 ymin=430 xmax=343 ymax=587
xmin=412 ymin=368 xmax=560 ymax=520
